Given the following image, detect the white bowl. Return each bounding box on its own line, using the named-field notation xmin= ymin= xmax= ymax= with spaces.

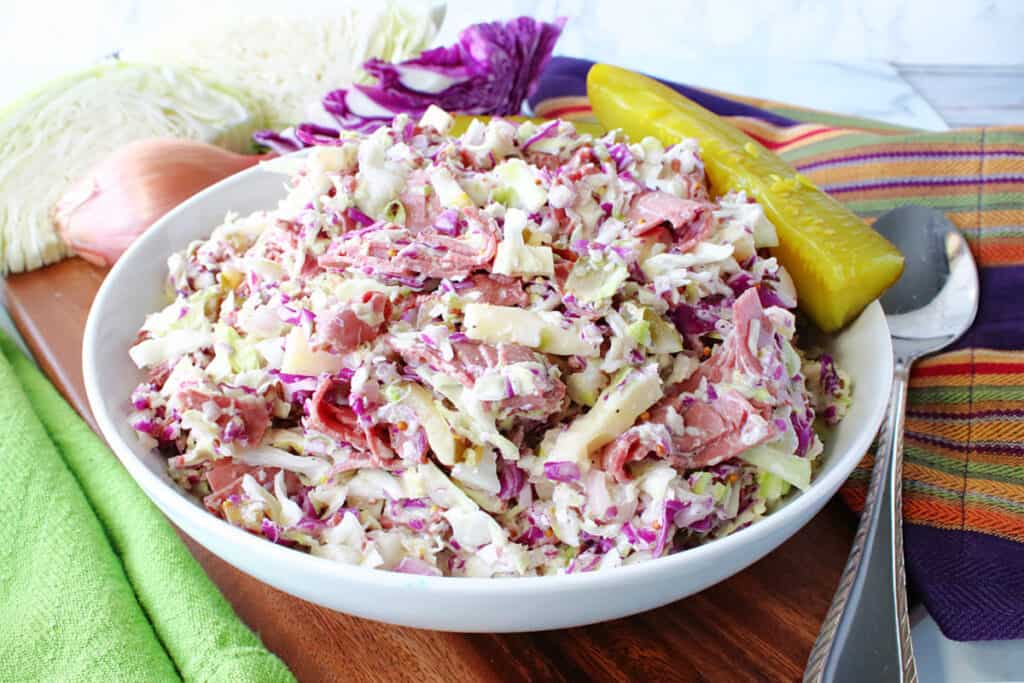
xmin=83 ymin=159 xmax=893 ymax=633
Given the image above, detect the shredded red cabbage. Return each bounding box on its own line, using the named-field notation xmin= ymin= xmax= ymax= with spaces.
xmin=261 ymin=518 xmax=283 ymax=544
xmin=688 ymin=516 xmax=716 ymax=533
xmin=790 ymin=407 xmax=815 ymax=457
xmin=433 ymin=208 xmax=462 ymax=236
xmin=671 ymin=302 xmax=719 ymax=335
xmin=394 ymin=557 xmax=442 ymax=576
xmin=497 ymin=460 xmax=526 ymax=500
xmin=757 ymin=283 xmax=795 ymax=310
xmin=607 ymin=143 xmax=633 ymax=171
xmin=252 ymin=129 xmax=302 ymax=155
xmin=727 ymin=271 xmax=754 ymax=295
xmin=130 ymin=417 xmax=156 ymax=434
xmin=654 ymin=499 xmax=687 ymax=556
xmin=543 ymin=461 xmax=580 ymax=482
xmin=253 ymin=16 xmax=565 ymax=147
xmin=521 ymin=120 xmax=561 ymax=150
xmin=345 ymin=206 xmax=375 ymax=227
xmin=820 ymin=353 xmax=840 ymax=395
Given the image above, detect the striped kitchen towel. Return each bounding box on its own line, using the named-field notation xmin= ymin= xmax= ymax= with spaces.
xmin=530 ymin=56 xmax=1024 ymax=642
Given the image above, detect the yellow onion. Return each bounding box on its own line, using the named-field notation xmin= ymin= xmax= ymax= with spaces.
xmin=55 ymin=138 xmax=270 ymax=266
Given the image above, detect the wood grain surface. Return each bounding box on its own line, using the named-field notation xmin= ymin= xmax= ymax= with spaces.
xmin=1 ymin=257 xmax=857 ymax=682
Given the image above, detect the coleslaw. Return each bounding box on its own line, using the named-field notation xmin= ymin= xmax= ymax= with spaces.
xmin=127 ymin=106 xmax=851 ymax=577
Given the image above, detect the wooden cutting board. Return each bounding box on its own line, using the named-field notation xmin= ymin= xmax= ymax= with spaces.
xmin=1 ymin=257 xmax=856 ymax=682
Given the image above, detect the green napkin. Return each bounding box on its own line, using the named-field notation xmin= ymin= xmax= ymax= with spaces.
xmin=0 ymin=332 xmax=295 ymax=683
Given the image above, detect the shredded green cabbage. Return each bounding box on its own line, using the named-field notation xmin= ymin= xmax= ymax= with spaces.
xmin=127 ymin=3 xmax=442 ymax=129
xmin=0 ymin=62 xmax=261 ymax=273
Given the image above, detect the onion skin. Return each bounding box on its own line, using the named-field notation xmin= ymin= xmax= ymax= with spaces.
xmin=55 ymin=138 xmax=270 ymax=266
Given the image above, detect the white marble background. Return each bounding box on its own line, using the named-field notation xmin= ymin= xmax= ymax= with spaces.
xmin=1 ymin=1 xmax=1023 ymax=680
xmin=1 ymin=0 xmax=1023 ymax=128
xmin=442 ymin=0 xmax=1024 ymax=62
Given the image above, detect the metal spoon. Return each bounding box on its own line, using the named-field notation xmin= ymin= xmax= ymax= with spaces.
xmin=804 ymin=206 xmax=979 ymax=683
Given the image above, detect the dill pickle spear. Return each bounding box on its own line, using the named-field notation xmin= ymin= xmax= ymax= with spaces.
xmin=586 ymin=63 xmax=904 ymax=332
xmin=450 ymin=114 xmax=605 ymax=138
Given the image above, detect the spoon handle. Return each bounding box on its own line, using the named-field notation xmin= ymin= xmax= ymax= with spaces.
xmin=804 ymin=368 xmax=917 ymax=683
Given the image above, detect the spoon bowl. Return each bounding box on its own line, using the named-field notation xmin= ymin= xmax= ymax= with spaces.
xmin=878 ymin=205 xmax=980 ymax=349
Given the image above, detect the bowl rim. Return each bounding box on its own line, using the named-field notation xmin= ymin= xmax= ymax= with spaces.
xmin=83 ymin=157 xmax=893 ymax=596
